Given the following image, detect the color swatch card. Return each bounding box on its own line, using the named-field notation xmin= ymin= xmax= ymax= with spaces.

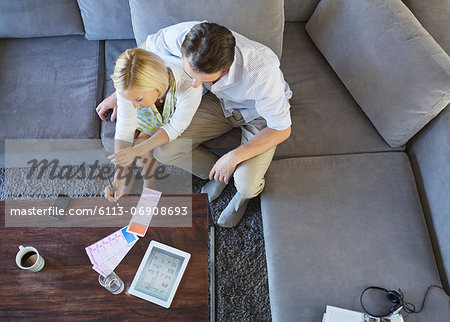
xmin=127 ymin=188 xmax=162 ymax=237
xmin=121 ymin=226 xmax=138 ymax=244
xmin=86 ymin=226 xmax=138 ymax=277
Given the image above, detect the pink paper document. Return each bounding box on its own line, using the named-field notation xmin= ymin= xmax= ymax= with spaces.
xmin=85 ymin=227 xmax=138 ymax=277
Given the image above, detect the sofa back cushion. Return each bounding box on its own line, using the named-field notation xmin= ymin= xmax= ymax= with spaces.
xmin=407 ymin=107 xmax=450 ymax=292
xmin=285 ymin=0 xmax=320 ymax=22
xmin=0 ymin=0 xmax=84 ymax=38
xmin=129 ymin=0 xmax=284 ymax=59
xmin=306 ymin=0 xmax=450 ymax=148
xmin=77 ymin=0 xmax=134 ymax=40
xmin=404 ymin=0 xmax=450 ymax=292
xmin=403 ymin=0 xmax=450 ymax=54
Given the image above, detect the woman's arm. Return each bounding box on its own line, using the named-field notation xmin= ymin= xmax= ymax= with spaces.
xmin=104 ymin=93 xmax=139 ymax=201
xmin=96 ymin=92 xmax=118 ymax=121
xmin=108 ymin=129 xmax=169 ymax=166
xmin=105 ymin=139 xmax=133 ymax=201
xmin=160 ymin=68 xmax=203 ymax=140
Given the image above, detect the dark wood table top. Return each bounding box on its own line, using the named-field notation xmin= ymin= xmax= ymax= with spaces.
xmin=0 ymin=194 xmax=209 ymax=321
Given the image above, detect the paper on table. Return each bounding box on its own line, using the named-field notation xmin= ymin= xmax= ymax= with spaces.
xmin=127 ymin=188 xmax=162 ymax=237
xmin=86 ymin=227 xmax=138 ymax=277
xmin=121 ymin=226 xmax=138 ymax=244
xmin=92 ymin=263 xmax=113 ymax=277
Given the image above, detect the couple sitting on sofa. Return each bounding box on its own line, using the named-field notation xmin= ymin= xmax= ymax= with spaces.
xmin=96 ymin=21 xmax=292 ymax=228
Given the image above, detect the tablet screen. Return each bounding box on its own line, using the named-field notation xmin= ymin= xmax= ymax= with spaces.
xmin=134 ymin=246 xmax=185 ymax=301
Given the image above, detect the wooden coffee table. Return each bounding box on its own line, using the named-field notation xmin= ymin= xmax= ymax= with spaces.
xmin=0 ymin=194 xmax=210 ymax=321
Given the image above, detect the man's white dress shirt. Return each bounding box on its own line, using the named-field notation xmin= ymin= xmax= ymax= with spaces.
xmin=145 ymin=21 xmax=292 ymax=131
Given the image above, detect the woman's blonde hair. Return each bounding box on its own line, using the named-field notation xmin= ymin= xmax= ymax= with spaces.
xmin=111 ymin=48 xmax=169 ymax=98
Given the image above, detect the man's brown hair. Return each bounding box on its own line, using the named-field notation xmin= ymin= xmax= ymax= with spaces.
xmin=181 ymin=22 xmax=236 ymax=74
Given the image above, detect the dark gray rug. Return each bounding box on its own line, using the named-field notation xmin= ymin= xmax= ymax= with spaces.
xmin=192 ymin=176 xmax=271 ymax=322
xmin=0 ymin=167 xmax=271 ymax=321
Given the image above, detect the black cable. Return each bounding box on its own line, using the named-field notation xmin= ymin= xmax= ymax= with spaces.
xmin=361 ymin=284 xmax=446 ymax=318
xmin=408 ymin=284 xmax=444 ymax=315
xmin=400 ymin=287 xmax=415 ymax=317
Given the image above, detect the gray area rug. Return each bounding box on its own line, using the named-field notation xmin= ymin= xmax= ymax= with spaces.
xmin=0 ymin=167 xmax=271 ymax=321
xmin=192 ymin=176 xmax=271 ymax=322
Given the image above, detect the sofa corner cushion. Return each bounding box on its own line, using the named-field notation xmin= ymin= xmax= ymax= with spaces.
xmin=284 ymin=0 xmax=320 ymax=22
xmin=0 ymin=0 xmax=84 ymax=38
xmin=305 ymin=0 xmax=450 ymax=148
xmin=77 ymin=0 xmax=134 ymax=40
xmin=260 ymin=153 xmax=448 ymax=321
xmin=129 ymin=0 xmax=284 ymax=59
xmin=275 ymin=22 xmax=404 ymax=159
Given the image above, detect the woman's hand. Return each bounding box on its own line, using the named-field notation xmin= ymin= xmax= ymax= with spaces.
xmin=96 ymin=92 xmax=118 ymax=121
xmin=104 ymin=179 xmax=123 ymax=202
xmin=108 ymin=145 xmax=147 ymax=167
xmin=209 ymin=151 xmax=241 ymax=183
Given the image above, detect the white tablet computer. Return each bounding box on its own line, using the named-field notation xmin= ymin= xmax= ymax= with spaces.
xmin=128 ymin=240 xmax=190 ymax=308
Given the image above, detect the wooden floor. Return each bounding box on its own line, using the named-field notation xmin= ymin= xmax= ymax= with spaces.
xmin=0 ymin=194 xmax=209 ymax=321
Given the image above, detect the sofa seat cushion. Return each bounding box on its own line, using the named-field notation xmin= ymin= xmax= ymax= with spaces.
xmin=261 ymin=152 xmax=449 ymax=321
xmin=275 ymin=23 xmax=402 ymax=160
xmin=0 ymin=36 xmax=103 ymax=167
xmin=100 ymin=39 xmax=137 ymax=150
xmin=0 ymin=36 xmax=102 ymax=140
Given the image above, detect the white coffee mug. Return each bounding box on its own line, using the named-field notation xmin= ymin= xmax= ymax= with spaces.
xmin=15 ymin=245 xmax=45 ymax=272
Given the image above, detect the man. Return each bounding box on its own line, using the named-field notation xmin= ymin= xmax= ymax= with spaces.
xmin=97 ymin=21 xmax=292 ymax=228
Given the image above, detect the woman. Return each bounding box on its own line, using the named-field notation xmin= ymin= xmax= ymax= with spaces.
xmin=102 ymin=48 xmax=202 ymax=201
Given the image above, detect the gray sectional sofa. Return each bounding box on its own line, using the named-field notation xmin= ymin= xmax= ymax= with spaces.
xmin=1 ymin=0 xmax=449 ymax=321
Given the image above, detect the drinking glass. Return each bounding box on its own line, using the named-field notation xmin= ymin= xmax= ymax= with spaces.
xmin=98 ymin=272 xmax=124 ymax=294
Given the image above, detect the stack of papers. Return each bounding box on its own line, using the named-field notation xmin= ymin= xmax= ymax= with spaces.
xmin=86 ymin=226 xmax=138 ymax=277
xmin=86 ymin=188 xmax=161 ymax=277
xmin=323 ymin=306 xmax=365 ymax=322
xmin=322 ymin=306 xmax=404 ymax=322
xmin=85 ymin=188 xmax=162 ymax=277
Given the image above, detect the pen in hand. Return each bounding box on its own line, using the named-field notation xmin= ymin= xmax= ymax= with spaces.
xmin=102 ymin=148 xmax=120 ymax=203
xmin=106 ymin=174 xmax=119 ymax=202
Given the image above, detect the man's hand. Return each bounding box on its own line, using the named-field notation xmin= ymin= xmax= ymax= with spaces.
xmin=108 ymin=145 xmax=147 ymax=167
xmin=96 ymin=92 xmax=118 ymax=121
xmin=209 ymin=151 xmax=241 ymax=183
xmin=207 ymin=126 xmax=291 ymax=183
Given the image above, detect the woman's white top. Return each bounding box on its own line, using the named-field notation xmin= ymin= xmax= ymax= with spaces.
xmin=114 ymin=63 xmax=202 ymax=143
